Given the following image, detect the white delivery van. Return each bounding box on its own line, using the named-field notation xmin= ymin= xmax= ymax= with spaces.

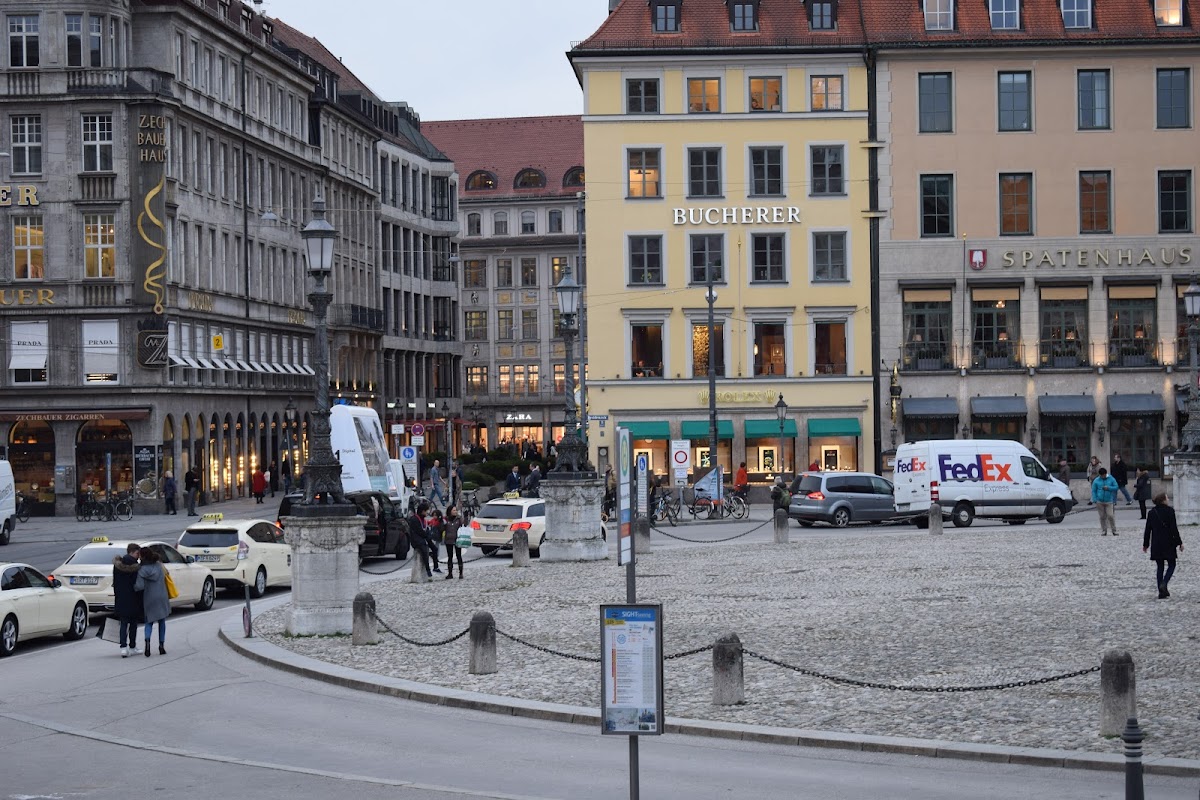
xmin=329 ymin=406 xmax=401 ymax=498
xmin=892 ymin=439 xmax=1074 ymax=527
xmin=387 ymin=459 xmax=414 ymax=509
xmin=0 ymin=460 xmax=14 ymax=545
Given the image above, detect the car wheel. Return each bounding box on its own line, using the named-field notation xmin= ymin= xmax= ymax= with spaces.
xmin=480 ymin=545 xmax=498 ymax=556
xmin=832 ymin=508 xmax=851 ymax=528
xmin=951 ymin=502 xmax=974 ymax=528
xmin=1044 ymin=500 xmax=1066 ymax=524
xmin=796 ymin=520 xmax=814 ymax=527
xmin=0 ymin=521 xmax=9 ymax=546
xmin=64 ymin=603 xmax=88 ymax=640
xmin=250 ymin=568 xmax=267 ymax=599
xmin=195 ymin=577 xmax=215 ymax=611
xmin=1 ymin=615 xmax=16 ymax=656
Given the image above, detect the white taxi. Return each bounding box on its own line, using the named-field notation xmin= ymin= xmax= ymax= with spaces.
xmin=176 ymin=515 xmax=291 ymax=598
xmin=467 ymin=496 xmax=548 ymax=555
xmin=52 ymin=537 xmax=216 ymax=614
xmin=1 ymin=562 xmax=89 ymax=656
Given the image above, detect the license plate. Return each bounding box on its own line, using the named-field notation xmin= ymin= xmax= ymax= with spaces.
xmin=70 ymin=576 xmax=99 ymax=585
xmin=194 ymin=555 xmax=222 ymax=562
xmin=486 ymin=525 xmax=504 ymax=532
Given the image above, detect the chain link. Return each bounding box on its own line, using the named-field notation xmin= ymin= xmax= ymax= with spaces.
xmin=742 ymin=648 xmax=1100 ymax=692
xmin=377 ymin=616 xmax=471 ymax=648
xmin=665 ymin=644 xmax=715 ymax=660
xmin=495 ymin=628 xmax=601 ymax=662
xmin=654 ymin=517 xmax=772 ymax=543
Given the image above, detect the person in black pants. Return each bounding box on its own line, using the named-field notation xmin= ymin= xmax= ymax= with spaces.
xmin=1134 ymin=467 xmax=1152 ymax=519
xmin=405 ymin=502 xmax=434 ymax=578
xmin=443 ymin=505 xmax=464 ymax=579
xmin=1111 ymin=454 xmax=1132 ymax=505
xmin=1143 ymin=492 xmax=1184 ymax=599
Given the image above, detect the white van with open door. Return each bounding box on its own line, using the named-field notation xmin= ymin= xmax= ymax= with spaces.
xmin=892 ymin=439 xmax=1074 ymax=527
xmin=329 ymin=405 xmax=400 ymax=497
xmin=0 ymin=460 xmax=15 ymax=545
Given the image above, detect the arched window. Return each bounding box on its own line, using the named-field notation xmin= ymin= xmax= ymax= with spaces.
xmin=493 ymin=211 xmax=508 ymax=236
xmin=465 ymin=170 xmax=497 ymax=191
xmin=563 ymin=167 xmax=585 ymax=188
xmin=467 ymin=212 xmax=481 ymax=236
xmin=514 ymin=168 xmax=546 ymax=189
xmin=520 ymin=210 xmax=536 ymax=235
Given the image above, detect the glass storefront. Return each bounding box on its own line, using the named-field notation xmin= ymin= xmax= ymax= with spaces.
xmin=77 ymin=419 xmax=133 ymax=494
xmin=8 ymin=420 xmax=55 ymax=514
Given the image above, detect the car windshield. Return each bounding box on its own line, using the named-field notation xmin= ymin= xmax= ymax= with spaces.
xmin=793 ymin=475 xmax=822 ymax=494
xmin=476 ymin=503 xmax=524 ymax=520
xmin=178 ymin=529 xmax=240 ymax=548
xmin=65 ymin=547 xmax=133 ymax=565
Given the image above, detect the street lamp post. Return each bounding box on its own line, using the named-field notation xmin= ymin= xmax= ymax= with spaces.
xmin=442 ymin=400 xmax=455 ymax=502
xmin=1182 ymin=279 xmax=1200 ymax=451
xmin=554 ymin=267 xmax=589 ymax=473
xmin=775 ymin=393 xmax=788 ymax=482
xmin=706 ymin=275 xmax=720 ymax=514
xmin=284 ymin=397 xmax=296 ymax=492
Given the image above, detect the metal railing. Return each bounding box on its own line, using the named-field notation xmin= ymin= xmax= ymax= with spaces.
xmin=1107 ymin=338 xmax=1159 ymax=368
xmin=971 ymin=340 xmax=1023 ymax=370
xmin=1037 ymin=338 xmax=1089 ymax=368
xmin=900 ymin=342 xmax=954 ymax=371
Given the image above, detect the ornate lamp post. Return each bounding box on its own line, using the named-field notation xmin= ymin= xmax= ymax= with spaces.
xmin=284 ymin=396 xmax=297 ymax=491
xmin=442 ymin=400 xmax=455 ymax=501
xmin=554 ymin=267 xmax=589 ymax=473
xmin=1182 ymin=278 xmax=1200 ymax=451
xmin=774 ymin=393 xmax=788 ymax=480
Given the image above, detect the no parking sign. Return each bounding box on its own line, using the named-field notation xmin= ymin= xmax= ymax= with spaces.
xmin=670 ymin=440 xmax=690 ymax=487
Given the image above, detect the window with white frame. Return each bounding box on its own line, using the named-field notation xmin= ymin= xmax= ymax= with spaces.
xmin=813 ymin=232 xmax=847 ymax=281
xmin=9 ymin=319 xmax=47 ymax=384
xmin=1155 ymin=0 xmax=1183 ymax=26
xmin=548 ymin=209 xmax=563 ymax=233
xmin=12 ymin=215 xmax=43 ymax=280
xmin=8 ymin=15 xmax=39 ymax=67
xmin=82 ymin=114 xmax=114 ymax=171
xmin=1061 ymin=0 xmax=1091 ymax=28
xmin=990 ymin=0 xmax=1019 ymax=29
xmin=810 ymin=145 xmax=844 ymax=195
xmin=750 ymin=146 xmax=783 ymax=196
xmin=629 ymin=235 xmax=663 ymax=285
xmin=924 ymin=0 xmax=954 ymax=30
xmin=690 ymin=234 xmax=724 ymax=284
xmin=10 ymin=115 xmax=41 ymax=175
xmin=810 ymin=75 xmax=843 ymax=111
xmin=751 ymin=233 xmax=785 ymax=282
xmin=493 ymin=211 xmax=508 ymax=235
xmin=84 ymin=214 xmax=116 ymax=278
xmin=82 ymin=319 xmax=119 ymax=383
xmin=66 ymin=14 xmax=83 ymax=67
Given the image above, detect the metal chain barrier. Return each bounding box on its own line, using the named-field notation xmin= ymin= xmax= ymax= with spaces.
xmin=377 ymin=616 xmax=471 ymax=648
xmin=664 ymin=644 xmax=715 ymax=660
xmin=742 ymin=648 xmax=1100 ymax=692
xmin=653 ymin=517 xmax=773 ymax=543
xmin=496 ymin=628 xmax=600 ymax=663
xmin=359 ymin=554 xmax=414 ymax=575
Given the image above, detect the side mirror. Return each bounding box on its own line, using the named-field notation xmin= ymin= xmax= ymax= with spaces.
xmin=50 ymin=578 xmax=62 ymax=588
xmin=185 ymin=555 xmax=196 ymax=563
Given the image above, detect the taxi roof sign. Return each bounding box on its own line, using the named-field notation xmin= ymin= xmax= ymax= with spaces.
xmin=90 ymin=536 xmax=109 ymax=543
xmin=200 ymin=512 xmax=224 ymax=522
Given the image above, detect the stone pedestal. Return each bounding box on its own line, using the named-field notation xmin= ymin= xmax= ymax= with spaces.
xmin=1171 ymin=454 xmax=1200 ymax=526
xmin=283 ymin=508 xmax=365 ymax=636
xmin=539 ymin=474 xmax=608 ymax=562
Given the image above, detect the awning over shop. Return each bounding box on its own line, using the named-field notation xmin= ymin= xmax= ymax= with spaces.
xmin=970 ymin=396 xmax=1028 ymax=418
xmin=621 ymin=421 xmax=671 ymax=440
xmin=298 ymin=365 xmax=316 ymax=376
xmin=807 ymin=418 xmax=862 ymax=437
xmin=170 ymin=355 xmax=202 ymax=369
xmin=1108 ymin=393 xmax=1165 ymax=416
xmin=681 ymin=420 xmax=734 ymax=440
xmin=235 ymin=359 xmax=253 ymax=372
xmin=744 ymin=419 xmax=799 ymax=438
xmin=1038 ymin=395 xmax=1097 ymax=417
xmin=902 ymin=397 xmax=959 ymax=419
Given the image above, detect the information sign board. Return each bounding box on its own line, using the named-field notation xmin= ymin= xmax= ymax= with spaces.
xmin=669 ymin=440 xmax=689 ymax=488
xmin=600 ymin=604 xmax=664 ymax=736
xmin=635 ymin=453 xmax=648 ymax=515
xmin=617 ymin=427 xmax=632 ymax=565
xmin=411 ymin=435 xmax=425 ymax=446
xmin=400 ymin=445 xmax=419 ymax=488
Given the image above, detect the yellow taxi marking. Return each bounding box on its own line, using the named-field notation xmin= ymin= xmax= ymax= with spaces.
xmin=201 ymin=512 xmax=224 ymax=522
xmin=90 ymin=536 xmax=109 ymax=543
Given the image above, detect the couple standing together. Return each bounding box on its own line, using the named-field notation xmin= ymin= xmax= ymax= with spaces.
xmin=111 ymin=544 xmax=172 ymax=657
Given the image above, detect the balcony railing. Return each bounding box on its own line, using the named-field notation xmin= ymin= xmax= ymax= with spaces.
xmin=330 ymin=304 xmax=384 ymax=331
xmin=971 ymin=340 xmax=1022 ymax=370
xmin=2 ymin=68 xmax=174 ymax=98
xmin=1037 ymin=338 xmax=1089 ymax=369
xmin=1107 ymin=338 xmax=1159 ymax=368
xmin=900 ymin=341 xmax=954 ymax=371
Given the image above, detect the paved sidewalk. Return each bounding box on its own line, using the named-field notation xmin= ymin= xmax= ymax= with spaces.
xmin=244 ymin=508 xmax=1199 ymax=773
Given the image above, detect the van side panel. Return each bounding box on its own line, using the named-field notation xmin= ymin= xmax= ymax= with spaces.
xmin=330 ymin=407 xmax=393 ymax=495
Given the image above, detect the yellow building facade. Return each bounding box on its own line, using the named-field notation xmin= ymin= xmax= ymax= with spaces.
xmin=571 ymin=8 xmax=879 ymax=482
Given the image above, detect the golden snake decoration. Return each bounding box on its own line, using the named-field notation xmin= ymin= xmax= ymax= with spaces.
xmin=137 ymin=175 xmax=167 ymax=314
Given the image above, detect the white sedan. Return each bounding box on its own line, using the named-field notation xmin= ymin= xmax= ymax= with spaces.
xmin=52 ymin=538 xmax=216 ymax=614
xmin=1 ymin=562 xmax=89 ymax=657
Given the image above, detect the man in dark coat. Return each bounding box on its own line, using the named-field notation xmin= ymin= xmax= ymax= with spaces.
xmin=112 ymin=543 xmax=142 ymax=657
xmin=406 ymin=502 xmax=434 ymax=579
xmin=1143 ymin=492 xmax=1184 ymax=599
xmin=1110 ymin=454 xmax=1132 ymax=505
xmin=184 ymin=467 xmax=200 ymax=516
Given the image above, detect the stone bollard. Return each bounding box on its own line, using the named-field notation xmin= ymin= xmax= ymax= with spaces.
xmin=410 ymin=552 xmax=430 ymax=584
xmin=352 ymin=592 xmax=378 ymax=646
xmin=712 ymin=633 xmax=745 ymax=706
xmin=511 ymin=530 xmax=531 ymax=568
xmin=1122 ymin=717 xmax=1145 ymax=800
xmin=773 ymin=509 xmax=790 ymax=544
xmin=469 ymin=611 xmax=497 ymax=675
xmin=928 ymin=502 xmax=943 ymax=535
xmin=1100 ymin=650 xmax=1137 ymax=737
xmin=634 ymin=516 xmax=652 ymax=553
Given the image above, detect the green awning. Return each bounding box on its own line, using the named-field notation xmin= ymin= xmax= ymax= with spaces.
xmin=681 ymin=419 xmax=734 ymax=440
xmin=744 ymin=419 xmax=799 ymax=438
xmin=620 ymin=421 xmax=671 ymax=440
xmin=807 ymin=418 xmax=862 ymax=437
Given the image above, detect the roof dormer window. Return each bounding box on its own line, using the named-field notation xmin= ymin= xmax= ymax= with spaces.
xmin=807 ymin=1 xmax=836 ymax=30
xmin=923 ymin=0 xmax=954 ymax=31
xmin=1060 ymin=0 xmax=1091 ymax=28
xmin=652 ymin=1 xmax=681 ymax=33
xmin=1155 ymin=0 xmax=1184 ymax=26
xmin=514 ymin=169 xmax=546 ymax=189
xmin=730 ymin=1 xmax=758 ymax=31
xmin=466 ymin=171 xmax=497 ymax=191
xmin=989 ymin=0 xmax=1019 ymax=29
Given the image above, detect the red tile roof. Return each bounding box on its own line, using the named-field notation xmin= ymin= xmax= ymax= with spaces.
xmin=269 ymin=17 xmax=371 ymax=93
xmin=422 ymin=116 xmax=584 ymax=201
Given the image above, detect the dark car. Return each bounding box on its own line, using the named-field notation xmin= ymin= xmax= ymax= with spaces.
xmin=276 ymin=491 xmax=408 ymax=560
xmin=787 ymin=471 xmax=899 ymax=527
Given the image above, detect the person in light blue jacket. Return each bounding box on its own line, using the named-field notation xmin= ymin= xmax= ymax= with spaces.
xmin=1090 ymin=467 xmax=1119 ymax=536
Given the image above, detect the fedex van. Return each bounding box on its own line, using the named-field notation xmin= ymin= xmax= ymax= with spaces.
xmin=892 ymin=439 xmax=1074 ymax=527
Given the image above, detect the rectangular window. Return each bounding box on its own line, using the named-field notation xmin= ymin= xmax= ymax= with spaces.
xmin=688 ymin=148 xmax=721 ymax=197
xmin=1157 ymin=69 xmax=1190 ymax=129
xmin=920 ymin=175 xmax=954 ymax=237
xmin=10 ymin=115 xmax=41 ymax=175
xmin=627 ymin=79 xmax=660 ymax=114
xmin=753 ymin=322 xmax=786 ymax=376
xmin=520 ymin=257 xmax=537 ymax=287
xmin=810 ymin=146 xmax=844 ymax=195
xmin=493 ymin=212 xmax=508 ymax=235
xmin=751 ymin=234 xmax=785 ymax=282
xmin=497 ymin=310 xmax=514 ymax=341
xmin=732 ymin=2 xmax=757 ymax=30
xmin=814 ymin=321 xmax=847 ymax=375
xmin=520 ymin=210 xmax=536 ymax=235
xmin=467 ymin=365 xmax=488 ymax=393
xmin=548 ymin=209 xmax=563 ymax=233
xmin=84 ymin=214 xmax=115 ymax=278
xmin=82 ymin=319 xmax=119 ymax=384
xmin=1159 ymin=170 xmax=1192 ymax=233
xmin=1079 ymin=170 xmax=1111 ymax=234
xmin=998 ymin=71 xmax=1031 ymax=131
xmin=810 ymin=1 xmax=835 ymax=29
xmin=496 ymin=258 xmax=513 ymax=287
xmin=631 ymin=324 xmax=664 ymax=378
xmin=9 ymin=320 xmax=47 ymax=384
xmin=1077 ymin=69 xmax=1110 ymax=130
xmin=972 ymin=294 xmax=1021 ymax=369
xmin=628 ymin=149 xmax=661 ymax=198
xmin=810 ymin=75 xmax=843 ymax=111
xmin=749 ymin=147 xmax=782 ymax=196
xmin=66 ymin=14 xmax=82 ymax=67
xmin=1108 ymin=295 xmax=1158 ymax=367
xmin=1061 ymin=0 xmax=1091 ymax=27
xmin=12 ymin=215 xmax=43 ymax=280
xmin=918 ymin=73 xmax=953 ymax=133
xmin=521 ymin=309 xmax=538 ymax=340
xmin=990 ymin=0 xmax=1019 ymax=29
xmin=464 ymin=259 xmax=486 ymax=288
xmin=82 ymin=114 xmax=114 ymax=172
xmin=653 ymin=2 xmax=679 ymax=32
xmin=498 ymin=365 xmax=511 ymax=394
xmin=692 ymin=323 xmax=725 ymax=377
xmin=999 ymin=173 xmax=1033 ymax=235
xmin=690 ymin=234 xmax=724 ymax=284
xmin=528 ymin=365 xmax=540 ymax=394
xmin=466 ymin=213 xmax=481 ymax=236
xmin=813 ymin=232 xmax=847 ymax=281
xmin=629 ymin=236 xmax=663 ymax=285
xmin=1111 ymin=417 xmax=1159 ymax=473
xmin=1039 ymin=298 xmax=1088 ymax=368
xmin=8 ymin=15 xmax=39 ymax=67
xmin=903 ymin=297 xmax=953 ymax=370
xmin=688 ymin=78 xmax=720 ymax=113
xmin=749 ymin=77 xmax=781 ymax=111
xmin=88 ymin=15 xmax=102 ymax=67
xmin=1155 ymin=0 xmax=1183 ymax=26
xmin=551 ymin=256 xmax=568 ymax=285
xmin=924 ymin=0 xmax=954 ymax=30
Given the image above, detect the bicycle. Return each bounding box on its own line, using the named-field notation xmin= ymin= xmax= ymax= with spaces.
xmin=650 ymin=493 xmax=680 ymax=527
xmin=14 ymin=490 xmax=30 ymax=523
xmin=112 ymin=490 xmax=134 ymax=521
xmin=460 ymin=489 xmax=481 ymax=522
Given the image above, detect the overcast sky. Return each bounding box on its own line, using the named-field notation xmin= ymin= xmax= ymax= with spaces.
xmin=260 ymin=0 xmax=607 ymax=122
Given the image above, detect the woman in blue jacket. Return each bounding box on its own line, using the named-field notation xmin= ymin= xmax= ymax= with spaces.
xmin=135 ymin=548 xmax=171 ymax=656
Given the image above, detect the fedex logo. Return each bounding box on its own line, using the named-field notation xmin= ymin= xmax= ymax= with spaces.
xmin=894 ymin=457 xmax=927 ymax=474
xmin=938 ymin=454 xmax=1013 ymax=483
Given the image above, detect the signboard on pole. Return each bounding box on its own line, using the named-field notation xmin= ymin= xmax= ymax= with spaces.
xmin=669 ymin=440 xmax=689 ymax=487
xmin=410 ymin=422 xmax=426 ymax=437
xmin=411 ymin=435 xmax=425 ymax=446
xmin=399 ymin=445 xmax=419 ymax=489
xmin=635 ymin=453 xmax=648 ymax=515
xmin=600 ymin=604 xmax=664 ymax=735
xmin=617 ymin=426 xmax=632 ymax=565
xmin=693 ymin=464 xmax=723 ymax=500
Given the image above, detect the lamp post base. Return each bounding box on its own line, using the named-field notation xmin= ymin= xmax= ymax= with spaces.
xmin=1171 ymin=452 xmax=1200 ymax=526
xmin=539 ymin=474 xmax=607 ymax=562
xmin=284 ymin=507 xmax=364 ymax=636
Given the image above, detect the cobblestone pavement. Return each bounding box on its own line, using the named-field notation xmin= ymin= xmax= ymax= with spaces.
xmin=254 ymin=509 xmax=1198 ymax=760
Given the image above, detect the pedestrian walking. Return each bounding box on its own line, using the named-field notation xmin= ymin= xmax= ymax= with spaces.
xmin=444 ymin=505 xmax=465 ymax=579
xmin=184 ymin=466 xmax=199 ymax=516
xmin=523 ymin=464 xmax=542 ymax=498
xmin=1111 ymin=454 xmax=1132 ymax=505
xmin=134 ymin=548 xmax=170 ymax=656
xmin=251 ymin=467 xmax=267 ymax=504
xmin=428 ymin=460 xmax=446 ymax=507
xmin=405 ymin=501 xmax=434 ymax=578
xmin=1056 ymin=458 xmax=1072 ymax=501
xmin=1085 ymin=456 xmax=1101 ymax=505
xmin=1134 ymin=467 xmax=1152 ymax=519
xmin=1143 ymin=492 xmax=1184 ymax=599
xmin=162 ymin=471 xmax=178 ymax=516
xmin=267 ymin=460 xmax=278 ymax=498
xmin=111 ymin=543 xmax=143 ymax=657
xmin=1091 ymin=467 xmax=1119 ymax=536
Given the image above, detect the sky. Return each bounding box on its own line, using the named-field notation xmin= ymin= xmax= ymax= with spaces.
xmin=258 ymin=0 xmax=609 ymax=122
